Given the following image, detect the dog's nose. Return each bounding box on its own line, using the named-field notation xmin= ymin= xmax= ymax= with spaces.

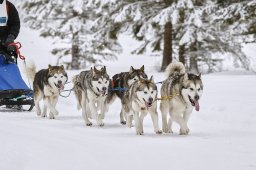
xmin=195 ymin=95 xmax=199 ymax=101
xmin=58 ymin=80 xmax=62 ymax=84
xmin=102 ymin=87 xmax=107 ymax=91
xmin=148 ymin=97 xmax=153 ymax=103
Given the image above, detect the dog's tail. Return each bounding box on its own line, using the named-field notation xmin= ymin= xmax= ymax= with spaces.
xmin=24 ymin=60 xmax=36 ymax=83
xmin=72 ymin=75 xmax=82 ymax=110
xmin=165 ymin=62 xmax=186 ymax=77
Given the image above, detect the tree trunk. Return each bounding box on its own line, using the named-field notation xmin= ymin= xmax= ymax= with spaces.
xmin=161 ymin=0 xmax=173 ymax=71
xmin=179 ymin=45 xmax=185 ymax=64
xmin=71 ymin=31 xmax=80 ymax=70
xmin=189 ymin=41 xmax=199 ymax=73
xmin=161 ymin=22 xmax=173 ymax=71
xmin=178 ymin=9 xmax=185 ymax=65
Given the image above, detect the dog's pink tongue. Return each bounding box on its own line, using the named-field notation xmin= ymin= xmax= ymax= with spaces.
xmin=60 ymin=84 xmax=64 ymax=91
xmin=195 ymin=101 xmax=200 ymax=111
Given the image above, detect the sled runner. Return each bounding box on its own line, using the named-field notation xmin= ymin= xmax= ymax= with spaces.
xmin=0 ymin=43 xmax=34 ymax=111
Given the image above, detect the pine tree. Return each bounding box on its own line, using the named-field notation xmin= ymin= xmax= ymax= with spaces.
xmin=19 ymin=0 xmax=120 ymax=69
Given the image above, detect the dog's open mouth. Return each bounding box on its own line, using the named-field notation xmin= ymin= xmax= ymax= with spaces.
xmin=188 ymin=96 xmax=200 ymax=111
xmin=55 ymin=83 xmax=64 ymax=90
xmin=143 ymin=98 xmax=153 ymax=108
xmin=97 ymin=87 xmax=106 ymax=96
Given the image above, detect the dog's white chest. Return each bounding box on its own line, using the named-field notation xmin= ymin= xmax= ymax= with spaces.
xmin=44 ymin=86 xmax=59 ymax=96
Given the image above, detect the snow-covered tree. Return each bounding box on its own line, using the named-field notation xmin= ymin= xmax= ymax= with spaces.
xmin=19 ymin=0 xmax=121 ymax=69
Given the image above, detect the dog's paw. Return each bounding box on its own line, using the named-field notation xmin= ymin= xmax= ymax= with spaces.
xmin=54 ymin=110 xmax=59 ymax=116
xmin=120 ymin=121 xmax=126 ymax=125
xmin=180 ymin=128 xmax=189 ymax=135
xmin=41 ymin=113 xmax=47 ymax=117
xmin=136 ymin=132 xmax=144 ymax=135
xmin=48 ymin=112 xmax=55 ymax=119
xmin=155 ymin=129 xmax=163 ymax=134
xmin=97 ymin=120 xmax=104 ymax=127
xmin=36 ymin=110 xmax=41 ymax=116
xmin=162 ymin=125 xmax=169 ymax=133
xmin=99 ymin=114 xmax=105 ymax=119
xmin=86 ymin=121 xmax=92 ymax=126
xmin=49 ymin=115 xmax=55 ymax=119
xmin=136 ymin=129 xmax=144 ymax=135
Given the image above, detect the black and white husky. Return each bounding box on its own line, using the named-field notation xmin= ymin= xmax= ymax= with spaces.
xmin=26 ymin=63 xmax=68 ymax=119
xmin=122 ymin=76 xmax=162 ymax=135
xmin=73 ymin=66 xmax=110 ymax=127
xmin=106 ymin=65 xmax=148 ymax=125
xmin=160 ymin=62 xmax=203 ymax=135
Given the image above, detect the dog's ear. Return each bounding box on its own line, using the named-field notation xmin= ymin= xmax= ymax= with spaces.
xmin=183 ymin=73 xmax=188 ymax=81
xmin=94 ymin=66 xmax=98 ymax=72
xmin=90 ymin=67 xmax=95 ymax=76
xmin=140 ymin=65 xmax=144 ymax=72
xmin=48 ymin=64 xmax=52 ymax=71
xmin=149 ymin=75 xmax=154 ymax=83
xmin=101 ymin=66 xmax=106 ymax=73
xmin=129 ymin=66 xmax=135 ymax=73
xmin=60 ymin=65 xmax=64 ymax=70
xmin=197 ymin=73 xmax=201 ymax=78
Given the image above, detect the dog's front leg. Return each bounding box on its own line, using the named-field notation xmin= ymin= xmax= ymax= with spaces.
xmin=134 ymin=111 xmax=143 ymax=135
xmin=81 ymin=92 xmax=92 ymax=126
xmin=172 ymin=113 xmax=189 ymax=135
xmin=42 ymin=104 xmax=47 ymax=117
xmin=160 ymin=101 xmax=169 ymax=133
xmin=139 ymin=111 xmax=147 ymax=135
xmin=48 ymin=95 xmax=59 ymax=118
xmin=149 ymin=109 xmax=162 ymax=134
xmin=182 ymin=109 xmax=193 ymax=133
xmin=44 ymin=96 xmax=58 ymax=119
xmin=89 ymin=101 xmax=104 ymax=127
xmin=34 ymin=93 xmax=43 ymax=116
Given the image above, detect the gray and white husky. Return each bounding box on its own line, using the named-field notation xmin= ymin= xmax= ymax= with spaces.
xmin=122 ymin=76 xmax=162 ymax=135
xmin=26 ymin=63 xmax=68 ymax=119
xmin=160 ymin=62 xmax=203 ymax=135
xmin=106 ymin=65 xmax=148 ymax=125
xmin=73 ymin=66 xmax=110 ymax=126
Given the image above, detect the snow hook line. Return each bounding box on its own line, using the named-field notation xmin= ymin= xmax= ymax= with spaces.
xmin=59 ymin=87 xmax=74 ymax=98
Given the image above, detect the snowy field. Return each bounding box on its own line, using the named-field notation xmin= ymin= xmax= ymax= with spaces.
xmin=1 ymin=25 xmax=256 ymax=170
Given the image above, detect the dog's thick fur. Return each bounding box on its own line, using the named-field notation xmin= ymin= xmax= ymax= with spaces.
xmin=26 ymin=63 xmax=68 ymax=119
xmin=122 ymin=76 xmax=162 ymax=135
xmin=160 ymin=62 xmax=203 ymax=135
xmin=73 ymin=66 xmax=110 ymax=126
xmin=106 ymin=65 xmax=148 ymax=125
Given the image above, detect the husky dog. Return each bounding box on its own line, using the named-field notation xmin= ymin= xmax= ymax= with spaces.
xmin=107 ymin=65 xmax=148 ymax=125
xmin=122 ymin=76 xmax=162 ymax=135
xmin=160 ymin=62 xmax=203 ymax=135
xmin=73 ymin=66 xmax=110 ymax=126
xmin=26 ymin=63 xmax=68 ymax=119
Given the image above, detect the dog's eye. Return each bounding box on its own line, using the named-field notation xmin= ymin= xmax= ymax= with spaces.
xmin=190 ymin=88 xmax=194 ymax=91
xmin=134 ymin=78 xmax=137 ymax=81
xmin=98 ymin=81 xmax=101 ymax=84
xmin=198 ymin=88 xmax=201 ymax=91
xmin=105 ymin=81 xmax=108 ymax=84
xmin=61 ymin=76 xmax=63 ymax=78
xmin=54 ymin=76 xmax=57 ymax=78
xmin=151 ymin=91 xmax=154 ymax=94
xmin=144 ymin=91 xmax=148 ymax=94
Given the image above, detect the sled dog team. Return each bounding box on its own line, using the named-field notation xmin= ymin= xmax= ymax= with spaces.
xmin=26 ymin=62 xmax=203 ymax=135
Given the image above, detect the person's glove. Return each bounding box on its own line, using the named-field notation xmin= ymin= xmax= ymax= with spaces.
xmin=5 ymin=34 xmax=16 ymax=55
xmin=5 ymin=34 xmax=15 ymax=46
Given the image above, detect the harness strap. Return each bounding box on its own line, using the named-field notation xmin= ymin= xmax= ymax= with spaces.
xmin=157 ymin=93 xmax=179 ymax=101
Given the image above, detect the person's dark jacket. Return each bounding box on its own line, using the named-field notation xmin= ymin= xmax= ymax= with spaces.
xmin=0 ymin=1 xmax=20 ymax=50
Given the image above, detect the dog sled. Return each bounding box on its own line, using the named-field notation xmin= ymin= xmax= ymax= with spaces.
xmin=0 ymin=43 xmax=34 ymax=111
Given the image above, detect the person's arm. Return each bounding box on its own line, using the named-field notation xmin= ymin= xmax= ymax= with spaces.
xmin=7 ymin=2 xmax=20 ymax=39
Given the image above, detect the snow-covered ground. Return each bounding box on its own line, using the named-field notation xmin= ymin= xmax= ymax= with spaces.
xmin=1 ymin=24 xmax=256 ymax=170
